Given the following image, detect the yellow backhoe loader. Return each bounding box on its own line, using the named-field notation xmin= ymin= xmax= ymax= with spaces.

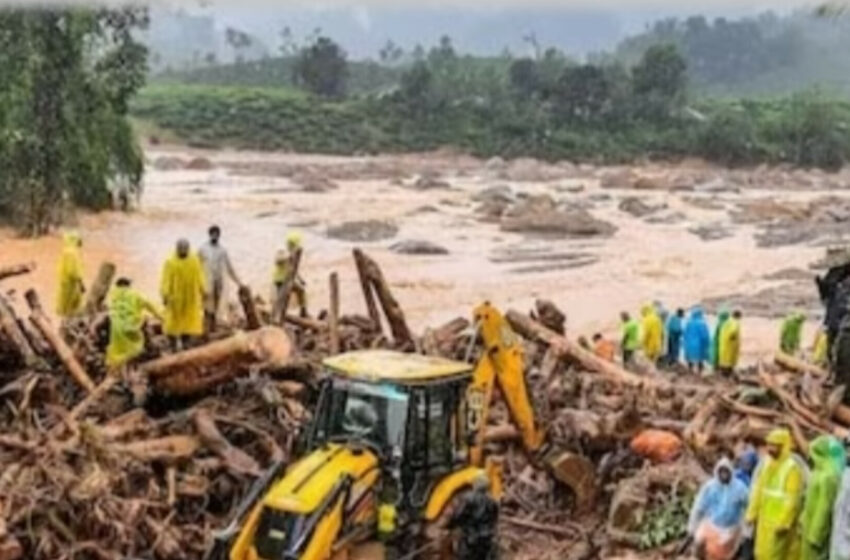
xmin=205 ymin=302 xmax=595 ymax=560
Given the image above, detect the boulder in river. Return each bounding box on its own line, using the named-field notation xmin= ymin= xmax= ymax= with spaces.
xmin=618 ymin=197 xmax=667 ymax=218
xmin=389 ymin=240 xmax=450 ymax=256
xmin=500 ymin=195 xmax=616 ymax=237
xmin=327 ymin=220 xmax=399 ymax=242
xmin=185 ymin=156 xmax=214 ymax=170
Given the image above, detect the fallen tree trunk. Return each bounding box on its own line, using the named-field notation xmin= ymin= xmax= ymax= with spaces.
xmin=238 ymin=285 xmax=261 ymax=331
xmin=329 ymin=272 xmax=340 ymax=355
xmin=354 ymin=249 xmax=413 ymax=349
xmin=506 ymin=310 xmax=650 ymax=388
xmin=0 ymin=294 xmax=37 ymax=367
xmin=113 ymin=435 xmax=201 ymax=463
xmin=774 ymin=352 xmax=828 ymax=378
xmin=83 ymin=262 xmax=116 ymax=315
xmin=141 ymin=327 xmax=293 ymax=396
xmin=194 ymin=410 xmax=261 ymax=476
xmin=25 ymin=289 xmax=95 ymax=393
xmin=0 ymin=263 xmax=34 ymax=283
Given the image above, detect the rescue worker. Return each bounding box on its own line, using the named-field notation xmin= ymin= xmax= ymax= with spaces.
xmin=831 ymin=442 xmax=850 ymax=560
xmin=813 ymin=328 xmax=829 ymax=368
xmin=688 ymin=458 xmax=750 ymax=560
xmin=745 ymin=428 xmax=805 ymax=560
xmin=712 ymin=308 xmax=731 ymax=371
xmin=198 ymin=225 xmax=242 ymax=334
xmin=620 ymin=311 xmax=640 ymax=368
xmin=641 ymin=304 xmax=664 ymax=364
xmin=684 ymin=307 xmax=711 ymax=374
xmin=160 ymin=239 xmax=206 ymax=351
xmin=105 ymin=278 xmax=160 ymax=369
xmin=56 ymin=231 xmax=85 ymax=318
xmin=717 ymin=311 xmax=742 ymax=376
xmin=799 ymin=435 xmax=841 ymax=560
xmin=666 ymin=308 xmax=685 ymax=367
xmin=447 ymin=474 xmax=499 ymax=560
xmin=779 ymin=311 xmax=806 ymax=356
xmin=377 ymin=484 xmax=399 ymax=560
xmin=735 ymin=445 xmax=759 ymax=488
xmin=272 ymin=231 xmax=307 ymax=318
xmin=593 ymin=333 xmax=615 ymax=361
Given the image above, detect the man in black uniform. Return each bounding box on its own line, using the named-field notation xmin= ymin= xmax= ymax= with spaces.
xmin=447 ymin=474 xmax=499 ymax=560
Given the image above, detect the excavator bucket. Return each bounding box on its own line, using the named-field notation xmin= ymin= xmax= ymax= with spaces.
xmin=544 ymin=450 xmax=598 ymax=513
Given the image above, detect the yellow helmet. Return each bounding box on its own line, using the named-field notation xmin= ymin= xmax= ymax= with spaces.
xmin=286 ymin=231 xmax=303 ymax=249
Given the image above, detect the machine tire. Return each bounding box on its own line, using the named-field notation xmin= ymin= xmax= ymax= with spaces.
xmin=422 ymin=487 xmax=471 ymax=560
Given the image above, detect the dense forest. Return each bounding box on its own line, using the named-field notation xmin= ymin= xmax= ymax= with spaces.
xmin=133 ymin=28 xmax=850 ymax=170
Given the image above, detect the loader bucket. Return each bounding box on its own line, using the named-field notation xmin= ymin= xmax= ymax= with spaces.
xmin=544 ymin=450 xmax=598 ymax=513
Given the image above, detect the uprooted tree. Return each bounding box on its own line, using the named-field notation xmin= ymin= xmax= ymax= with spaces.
xmin=0 ymin=7 xmax=149 ymax=235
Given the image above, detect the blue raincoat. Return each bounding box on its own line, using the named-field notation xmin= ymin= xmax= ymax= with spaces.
xmin=666 ymin=313 xmax=684 ymax=363
xmin=735 ymin=447 xmax=759 ymax=488
xmin=689 ymin=458 xmax=750 ymax=534
xmin=684 ymin=307 xmax=711 ymax=364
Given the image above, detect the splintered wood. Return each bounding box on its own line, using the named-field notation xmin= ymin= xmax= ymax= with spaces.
xmin=0 ymin=252 xmax=846 ymax=560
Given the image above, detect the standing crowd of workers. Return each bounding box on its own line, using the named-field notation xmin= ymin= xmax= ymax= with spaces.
xmin=686 ymin=427 xmax=850 ymax=560
xmin=588 ymin=301 xmax=743 ymax=375
xmin=54 ymin=226 xmax=306 ymax=371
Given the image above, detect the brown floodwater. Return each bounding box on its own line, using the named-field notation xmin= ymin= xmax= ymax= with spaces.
xmin=1 ymin=146 xmax=841 ymax=364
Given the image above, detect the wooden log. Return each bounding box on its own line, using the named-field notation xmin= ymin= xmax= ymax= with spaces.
xmin=140 ymin=327 xmax=293 ymax=395
xmin=284 ymin=314 xmax=327 ymax=332
xmin=25 ymin=289 xmax=96 ymax=392
xmin=329 ymin=272 xmax=340 ymax=355
xmin=353 ymin=249 xmax=382 ymax=334
xmin=273 ymin=247 xmax=302 ymax=324
xmin=194 ymin=410 xmax=261 ymax=476
xmin=534 ymin=299 xmax=566 ymax=335
xmin=684 ymin=395 xmax=720 ymax=451
xmin=0 ymin=263 xmax=34 ymax=282
xmin=238 ymin=285 xmax=261 ymax=330
xmin=113 ymin=435 xmax=200 ymax=463
xmin=355 ymin=249 xmax=414 ymax=347
xmin=774 ymin=352 xmax=828 ymax=378
xmin=83 ymin=262 xmax=116 ymax=315
xmin=0 ymin=295 xmax=37 ymax=366
xmin=506 ymin=309 xmax=653 ymax=388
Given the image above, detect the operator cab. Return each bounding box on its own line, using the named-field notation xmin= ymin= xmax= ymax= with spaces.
xmin=310 ymin=350 xmax=475 ymax=512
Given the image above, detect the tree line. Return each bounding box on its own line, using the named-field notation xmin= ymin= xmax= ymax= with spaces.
xmin=0 ymin=7 xmax=149 ymax=235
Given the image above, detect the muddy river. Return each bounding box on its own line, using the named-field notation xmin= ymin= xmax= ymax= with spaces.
xmin=4 ymin=146 xmax=849 ymax=364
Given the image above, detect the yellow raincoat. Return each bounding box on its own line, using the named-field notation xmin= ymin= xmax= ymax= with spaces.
xmin=813 ymin=329 xmax=828 ymax=368
xmin=746 ymin=429 xmax=805 ymax=560
xmin=106 ymin=286 xmax=160 ymax=368
xmin=160 ymin=252 xmax=205 ymax=337
xmin=718 ymin=317 xmax=741 ymax=369
xmin=56 ymin=232 xmax=85 ymax=317
xmin=640 ymin=304 xmax=664 ymax=361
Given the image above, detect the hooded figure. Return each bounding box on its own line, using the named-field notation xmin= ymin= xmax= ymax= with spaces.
xmin=735 ymin=446 xmax=760 ymax=488
xmin=718 ymin=311 xmax=741 ymax=372
xmin=272 ymin=231 xmax=308 ymax=318
xmin=800 ymin=436 xmax=842 ymax=560
xmin=688 ymin=458 xmax=750 ymax=560
xmin=746 ymin=428 xmax=805 ymax=560
xmin=448 ymin=474 xmax=499 ymax=560
xmin=666 ymin=309 xmax=685 ymax=365
xmin=56 ymin=231 xmax=85 ymax=317
xmin=160 ymin=241 xmax=206 ymax=339
xmin=780 ymin=312 xmax=806 ymax=355
xmin=712 ymin=308 xmax=731 ymax=368
xmin=640 ymin=304 xmax=664 ymax=362
xmin=105 ymin=280 xmax=161 ymax=368
xmin=684 ymin=307 xmax=711 ymax=370
xmin=831 ymin=454 xmax=850 ymax=560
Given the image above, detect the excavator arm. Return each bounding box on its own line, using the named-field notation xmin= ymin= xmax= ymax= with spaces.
xmin=467 ymin=302 xmax=597 ymax=511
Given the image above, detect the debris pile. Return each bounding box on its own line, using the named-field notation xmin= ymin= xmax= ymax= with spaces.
xmin=1 ymin=252 xmax=848 ymax=560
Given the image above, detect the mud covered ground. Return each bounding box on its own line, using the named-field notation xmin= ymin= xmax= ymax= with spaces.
xmin=4 ymin=147 xmax=849 ymax=363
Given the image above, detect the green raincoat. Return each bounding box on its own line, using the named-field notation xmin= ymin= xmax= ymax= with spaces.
xmin=106 ymin=286 xmax=160 ymax=368
xmin=800 ymin=436 xmax=841 ymax=560
xmin=780 ymin=313 xmax=806 ymax=355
